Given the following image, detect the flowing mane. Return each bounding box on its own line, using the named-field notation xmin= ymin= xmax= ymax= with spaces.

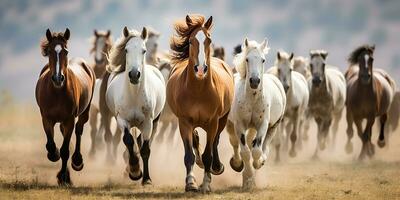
xmin=233 ymin=40 xmax=269 ymax=79
xmin=347 ymin=44 xmax=375 ymax=65
xmin=107 ymin=30 xmax=140 ymax=73
xmin=40 ymin=32 xmax=68 ymax=57
xmin=170 ymin=14 xmax=205 ymax=64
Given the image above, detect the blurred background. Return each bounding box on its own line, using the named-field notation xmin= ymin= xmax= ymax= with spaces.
xmin=1 ymin=0 xmax=400 ymax=103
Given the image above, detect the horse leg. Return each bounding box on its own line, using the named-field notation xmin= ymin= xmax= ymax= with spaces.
xmin=320 ymin=119 xmax=331 ymax=151
xmin=235 ymin=125 xmax=254 ymax=190
xmin=210 ymin=113 xmax=229 ymax=175
xmin=57 ymin=118 xmax=74 ymax=186
xmin=345 ymin=108 xmax=354 ymax=154
xmin=199 ymin=119 xmax=219 ymax=193
xmin=103 ymin=113 xmax=115 ymax=164
xmin=289 ymin=108 xmax=299 ymax=157
xmin=252 ymin=121 xmax=269 ymax=169
xmin=42 ymin=118 xmax=59 ymax=162
xmin=378 ymin=113 xmax=387 ymax=148
xmin=365 ymin=117 xmax=375 ymax=158
xmin=168 ymin=120 xmax=178 ymax=145
xmin=178 ymin=118 xmax=197 ymax=192
xmin=312 ymin=117 xmax=323 ymax=160
xmin=226 ymin=120 xmax=243 ymax=172
xmin=117 ymin=117 xmax=142 ymax=181
xmin=71 ymin=106 xmax=90 ymax=172
xmin=112 ymin=126 xmax=122 ymax=159
xmin=331 ymin=109 xmax=342 ymax=150
xmin=193 ymin=129 xmax=204 ymax=169
xmin=272 ymin=123 xmax=283 ymax=163
xmin=139 ymin=114 xmax=160 ymax=185
xmin=355 ymin=119 xmax=367 ymax=161
xmin=296 ymin=117 xmax=304 ymax=151
xmin=88 ymin=107 xmax=98 ymax=158
xmin=302 ymin=111 xmax=311 ymax=141
xmin=262 ymin=121 xmax=280 ymax=165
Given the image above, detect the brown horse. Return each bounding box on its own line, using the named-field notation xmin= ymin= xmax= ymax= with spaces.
xmin=36 ymin=28 xmax=95 ymax=185
xmin=167 ymin=14 xmax=234 ymax=192
xmin=87 ymin=29 xmax=121 ymax=162
xmin=345 ymin=45 xmax=396 ymax=160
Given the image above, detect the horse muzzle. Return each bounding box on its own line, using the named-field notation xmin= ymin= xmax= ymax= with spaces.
xmin=249 ymin=77 xmax=261 ymax=89
xmin=360 ymin=74 xmax=371 ymax=85
xmin=51 ymin=74 xmax=65 ymax=87
xmin=283 ymin=84 xmax=290 ymax=93
xmin=129 ymin=70 xmax=140 ymax=85
xmin=312 ymin=77 xmax=322 ymax=87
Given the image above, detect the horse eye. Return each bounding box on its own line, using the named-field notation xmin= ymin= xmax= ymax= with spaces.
xmin=246 ymin=58 xmax=249 ymax=62
xmin=142 ymin=50 xmax=146 ymax=54
xmin=125 ymin=49 xmax=128 ymax=53
xmin=262 ymin=59 xmax=265 ymax=63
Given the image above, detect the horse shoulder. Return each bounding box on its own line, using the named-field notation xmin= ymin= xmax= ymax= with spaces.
xmin=266 ymin=66 xmax=278 ymax=77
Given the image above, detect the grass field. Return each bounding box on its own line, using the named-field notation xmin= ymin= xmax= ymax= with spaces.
xmin=0 ymin=103 xmax=399 ymax=199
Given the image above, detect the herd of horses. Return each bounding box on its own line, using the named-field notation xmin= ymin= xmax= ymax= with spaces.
xmin=35 ymin=14 xmax=400 ymax=192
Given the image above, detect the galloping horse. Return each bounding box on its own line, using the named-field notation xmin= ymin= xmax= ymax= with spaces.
xmin=36 ymin=28 xmax=95 ymax=185
xmin=308 ymin=50 xmax=346 ymax=159
xmin=268 ymin=51 xmax=309 ymax=159
xmin=106 ymin=27 xmax=166 ymax=185
xmin=167 ymin=15 xmax=234 ymax=192
xmin=227 ymin=38 xmax=286 ymax=189
xmin=345 ymin=45 xmax=395 ymax=160
xmin=88 ymin=30 xmax=121 ymax=162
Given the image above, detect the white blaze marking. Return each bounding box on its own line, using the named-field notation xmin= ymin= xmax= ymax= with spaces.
xmin=95 ymin=37 xmax=105 ymax=60
xmin=55 ymin=45 xmax=62 ymax=75
xmin=364 ymin=54 xmax=369 ymax=68
xmin=196 ymin=31 xmax=206 ymax=72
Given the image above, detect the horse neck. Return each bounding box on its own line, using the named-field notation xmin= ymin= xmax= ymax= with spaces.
xmin=146 ymin=52 xmax=158 ymax=65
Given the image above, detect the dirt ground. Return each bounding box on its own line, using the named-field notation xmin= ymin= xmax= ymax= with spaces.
xmin=0 ymin=104 xmax=399 ymax=199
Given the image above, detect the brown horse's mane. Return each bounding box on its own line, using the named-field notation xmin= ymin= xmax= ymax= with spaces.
xmin=40 ymin=32 xmax=68 ymax=57
xmin=170 ymin=14 xmax=205 ymax=64
xmin=347 ymin=44 xmax=375 ymax=65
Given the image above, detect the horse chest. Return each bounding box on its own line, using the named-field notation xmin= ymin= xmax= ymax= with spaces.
xmin=236 ymin=98 xmax=267 ymax=128
xmin=309 ymin=90 xmax=333 ymax=117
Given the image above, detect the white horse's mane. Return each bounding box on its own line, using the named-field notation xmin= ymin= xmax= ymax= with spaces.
xmin=233 ymin=39 xmax=270 ymax=79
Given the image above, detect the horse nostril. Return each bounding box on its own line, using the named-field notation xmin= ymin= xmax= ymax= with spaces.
xmin=204 ymin=65 xmax=208 ymax=73
xmin=60 ymin=75 xmax=64 ymax=82
xmin=194 ymin=65 xmax=199 ymax=72
xmin=136 ymin=71 xmax=141 ymax=78
xmin=256 ymin=78 xmax=260 ymax=84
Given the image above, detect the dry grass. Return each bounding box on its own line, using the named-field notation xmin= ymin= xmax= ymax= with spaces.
xmin=0 ymin=103 xmax=400 ymax=199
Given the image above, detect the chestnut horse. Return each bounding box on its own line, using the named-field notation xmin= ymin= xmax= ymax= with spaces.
xmin=36 ymin=28 xmax=95 ymax=185
xmin=167 ymin=15 xmax=234 ymax=192
xmin=345 ymin=45 xmax=396 ymax=160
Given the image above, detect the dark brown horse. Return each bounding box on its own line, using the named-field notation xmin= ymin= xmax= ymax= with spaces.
xmin=345 ymin=45 xmax=396 ymax=160
xmin=36 ymin=28 xmax=95 ymax=185
xmin=167 ymin=14 xmax=234 ymax=192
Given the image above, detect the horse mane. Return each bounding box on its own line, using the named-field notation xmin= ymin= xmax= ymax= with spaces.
xmin=170 ymin=14 xmax=205 ymax=64
xmin=293 ymin=56 xmax=308 ymax=67
xmin=348 ymin=44 xmax=375 ymax=65
xmin=40 ymin=32 xmax=68 ymax=57
xmin=107 ymin=30 xmax=140 ymax=73
xmin=233 ymin=40 xmax=264 ymax=79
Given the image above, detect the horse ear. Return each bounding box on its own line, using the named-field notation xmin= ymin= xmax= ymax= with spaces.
xmin=289 ymin=52 xmax=294 ymax=60
xmin=260 ymin=38 xmax=270 ymax=54
xmin=94 ymin=29 xmax=99 ymax=37
xmin=277 ymin=51 xmax=281 ymax=60
xmin=186 ymin=15 xmax=193 ymax=26
xmin=46 ymin=29 xmax=52 ymax=42
xmin=64 ymin=28 xmax=70 ymax=40
xmin=123 ymin=26 xmax=129 ymax=37
xmin=141 ymin=27 xmax=148 ymax=40
xmin=244 ymin=37 xmax=249 ymax=48
xmin=371 ymin=44 xmax=376 ymax=52
xmin=204 ymin=16 xmax=213 ymax=30
xmin=321 ymin=51 xmax=328 ymax=60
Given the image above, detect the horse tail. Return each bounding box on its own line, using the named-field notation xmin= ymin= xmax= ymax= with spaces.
xmin=388 ymin=91 xmax=400 ymax=132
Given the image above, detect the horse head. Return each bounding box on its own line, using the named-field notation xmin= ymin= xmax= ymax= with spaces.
xmin=310 ymin=50 xmax=328 ymax=88
xmin=276 ymin=51 xmax=294 ymax=93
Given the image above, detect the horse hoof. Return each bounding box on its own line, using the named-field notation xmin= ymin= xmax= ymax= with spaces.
xmin=199 ymin=184 xmax=211 ymax=193
xmin=211 ymin=163 xmax=224 ymax=175
xmin=230 ymin=157 xmax=244 ymax=172
xmin=72 ymin=154 xmax=84 ymax=171
xmin=47 ymin=150 xmax=60 ymax=162
xmin=185 ymin=182 xmax=198 ymax=192
xmin=142 ymin=178 xmax=152 ymax=186
xmin=242 ymin=178 xmax=256 ymax=191
xmin=128 ymin=170 xmax=143 ymax=181
xmin=377 ymin=140 xmax=386 ymax=148
xmin=57 ymin=169 xmax=72 ymax=187
xmin=289 ymin=149 xmax=297 ymax=158
xmin=345 ymin=142 xmax=353 ymax=154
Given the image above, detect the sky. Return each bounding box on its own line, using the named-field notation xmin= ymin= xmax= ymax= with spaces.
xmin=1 ymin=0 xmax=400 ymax=102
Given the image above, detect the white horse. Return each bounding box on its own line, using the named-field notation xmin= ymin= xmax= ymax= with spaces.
xmin=308 ymin=50 xmax=346 ymax=158
xmin=106 ymin=27 xmax=166 ymax=185
xmin=267 ymin=51 xmax=309 ymax=160
xmin=227 ymin=38 xmax=286 ymax=189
